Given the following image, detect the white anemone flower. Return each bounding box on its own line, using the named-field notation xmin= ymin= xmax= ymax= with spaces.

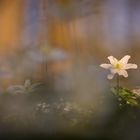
xmin=100 ymin=55 xmax=138 ymax=79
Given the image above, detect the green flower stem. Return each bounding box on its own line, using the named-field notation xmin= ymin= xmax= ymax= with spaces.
xmin=117 ymin=74 xmax=120 ymax=94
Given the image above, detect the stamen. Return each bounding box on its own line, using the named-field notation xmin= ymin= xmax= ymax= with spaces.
xmin=116 ymin=63 xmax=121 ymax=69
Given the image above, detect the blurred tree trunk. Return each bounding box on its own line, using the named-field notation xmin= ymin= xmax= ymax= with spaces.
xmin=0 ymin=0 xmax=24 ymax=55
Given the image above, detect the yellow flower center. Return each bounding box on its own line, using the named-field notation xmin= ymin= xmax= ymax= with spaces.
xmin=115 ymin=63 xmax=122 ymax=69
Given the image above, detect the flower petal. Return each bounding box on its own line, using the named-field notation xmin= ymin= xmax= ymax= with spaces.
xmin=110 ymin=68 xmax=118 ymax=74
xmin=108 ymin=56 xmax=118 ymax=65
xmin=119 ymin=55 xmax=130 ymax=64
xmin=100 ymin=64 xmax=112 ymax=69
xmin=107 ymin=73 xmax=115 ymax=79
xmin=125 ymin=63 xmax=138 ymax=69
xmin=118 ymin=70 xmax=128 ymax=77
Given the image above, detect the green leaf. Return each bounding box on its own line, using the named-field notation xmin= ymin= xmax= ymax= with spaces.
xmin=126 ymin=98 xmax=138 ymax=106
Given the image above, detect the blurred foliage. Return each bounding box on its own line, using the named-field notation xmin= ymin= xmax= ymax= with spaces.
xmin=111 ymin=87 xmax=140 ymax=107
xmin=0 ymin=81 xmax=95 ymax=134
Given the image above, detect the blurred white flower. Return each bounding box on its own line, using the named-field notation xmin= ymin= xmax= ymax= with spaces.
xmin=64 ymin=102 xmax=73 ymax=112
xmin=46 ymin=48 xmax=70 ymax=61
xmin=36 ymin=102 xmax=50 ymax=113
xmin=24 ymin=79 xmax=31 ymax=89
xmin=40 ymin=46 xmax=51 ymax=55
xmin=132 ymin=88 xmax=140 ymax=96
xmin=100 ymin=55 xmax=138 ymax=79
xmin=28 ymin=48 xmax=70 ymax=63
xmin=7 ymin=80 xmax=41 ymax=95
